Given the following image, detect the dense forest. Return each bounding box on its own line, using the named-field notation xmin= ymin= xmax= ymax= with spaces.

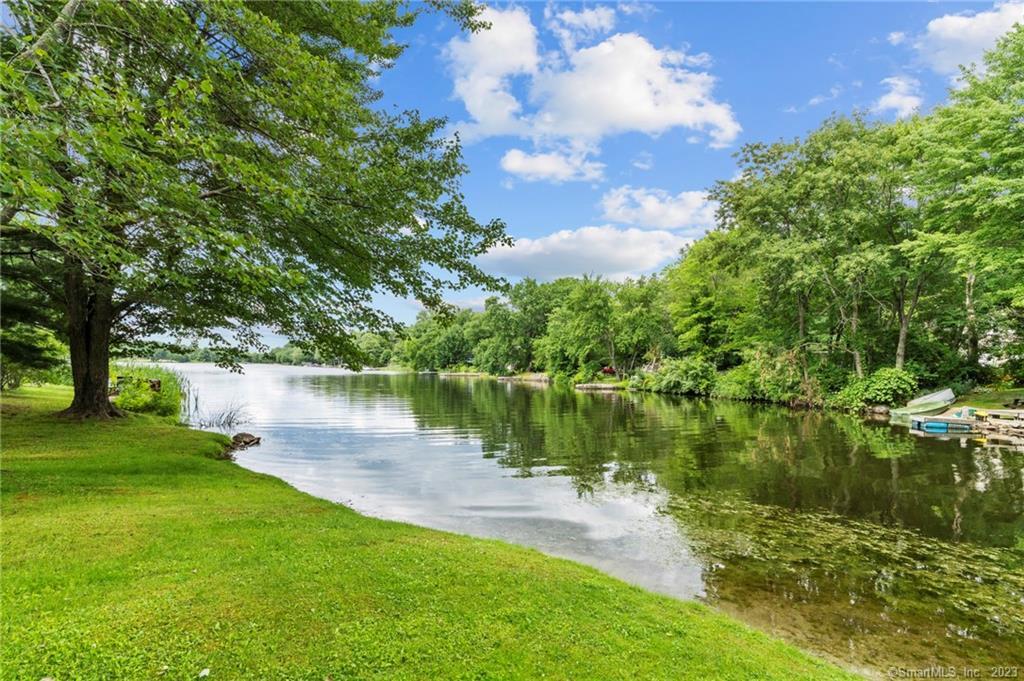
xmin=379 ymin=26 xmax=1024 ymax=407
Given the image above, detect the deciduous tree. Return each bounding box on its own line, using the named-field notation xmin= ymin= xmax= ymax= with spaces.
xmin=1 ymin=0 xmax=506 ymax=416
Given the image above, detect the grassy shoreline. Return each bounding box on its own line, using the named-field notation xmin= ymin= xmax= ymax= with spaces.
xmin=2 ymin=386 xmax=854 ymax=680
xmin=951 ymin=388 xmax=1024 ymax=410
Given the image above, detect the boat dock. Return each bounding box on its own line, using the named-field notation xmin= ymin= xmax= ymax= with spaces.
xmin=888 ymin=386 xmax=1024 ymax=440
xmin=911 ymin=416 xmax=977 ymax=434
xmin=982 ymin=408 xmax=1024 ymax=421
xmin=907 ymin=407 xmax=1024 ymax=440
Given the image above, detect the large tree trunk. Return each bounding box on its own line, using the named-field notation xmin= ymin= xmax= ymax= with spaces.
xmin=59 ymin=261 xmax=121 ymax=418
xmin=894 ymin=313 xmax=909 ymax=371
xmin=894 ymin=277 xmax=923 ymax=372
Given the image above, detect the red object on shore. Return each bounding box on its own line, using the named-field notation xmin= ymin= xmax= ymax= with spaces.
xmin=601 ymin=366 xmax=616 ymax=375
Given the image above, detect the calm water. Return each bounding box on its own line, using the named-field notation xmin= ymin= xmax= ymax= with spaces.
xmin=173 ymin=364 xmax=1024 ymax=678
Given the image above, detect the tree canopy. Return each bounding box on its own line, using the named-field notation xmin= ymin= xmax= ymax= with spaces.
xmin=359 ymin=26 xmax=1024 ymax=403
xmin=1 ymin=0 xmax=507 ymax=415
xmin=5 ymin=5 xmax=1022 ymax=412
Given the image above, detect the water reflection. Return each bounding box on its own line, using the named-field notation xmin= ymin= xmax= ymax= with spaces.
xmin=173 ymin=365 xmax=1024 ymax=677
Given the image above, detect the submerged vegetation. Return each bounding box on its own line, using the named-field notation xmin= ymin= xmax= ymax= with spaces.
xmin=667 ymin=494 xmax=1024 ymax=670
xmin=1 ymin=386 xmax=853 ymax=680
xmin=378 ymin=373 xmax=1024 ymax=669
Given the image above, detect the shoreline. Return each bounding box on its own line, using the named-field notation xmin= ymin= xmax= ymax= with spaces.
xmin=2 ymin=385 xmax=854 ymax=680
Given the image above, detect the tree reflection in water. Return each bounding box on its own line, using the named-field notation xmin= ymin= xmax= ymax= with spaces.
xmin=302 ymin=373 xmax=1024 ymax=673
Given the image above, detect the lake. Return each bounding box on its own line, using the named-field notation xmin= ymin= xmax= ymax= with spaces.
xmin=171 ymin=363 xmax=1024 ymax=678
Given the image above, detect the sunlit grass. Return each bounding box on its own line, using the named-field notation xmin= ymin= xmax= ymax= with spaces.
xmin=1 ymin=385 xmax=854 ymax=680
xmin=954 ymin=388 xmax=1024 ymax=410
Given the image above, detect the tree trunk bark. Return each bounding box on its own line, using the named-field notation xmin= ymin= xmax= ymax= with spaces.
xmin=895 ymin=312 xmax=909 ymax=371
xmin=59 ymin=260 xmax=121 ymax=418
xmin=851 ymin=298 xmax=863 ymax=379
xmin=963 ymin=271 xmax=979 ymax=366
xmin=894 ymin=272 xmax=927 ymax=372
xmin=894 ymin=277 xmax=924 ymax=372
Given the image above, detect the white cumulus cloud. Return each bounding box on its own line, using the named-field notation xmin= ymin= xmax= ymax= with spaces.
xmin=444 ymin=5 xmax=740 ymax=183
xmin=601 ymin=186 xmax=717 ymax=234
xmin=477 ymin=226 xmax=688 ymax=281
xmin=500 ymin=148 xmax=605 ymax=182
xmin=873 ymin=76 xmax=922 ymax=119
xmin=545 ymin=5 xmax=617 ymax=52
xmin=530 ymin=33 xmax=740 ymax=147
xmin=913 ymin=1 xmax=1024 ymax=76
xmin=887 ymin=31 xmax=907 ymax=46
xmin=443 ymin=6 xmax=539 ymax=140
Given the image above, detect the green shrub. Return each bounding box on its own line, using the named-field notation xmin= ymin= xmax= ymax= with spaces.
xmin=827 ymin=367 xmax=917 ymax=411
xmin=0 ymin=363 xmax=26 ymax=391
xmin=627 ymin=370 xmax=654 ymax=391
xmin=571 ymin=363 xmax=601 ymax=385
xmin=827 ymin=380 xmax=871 ymax=411
xmin=548 ymin=372 xmax=574 ymax=390
xmin=745 ymin=348 xmax=807 ymax=404
xmin=862 ymin=367 xmax=918 ymax=405
xmin=34 ymin=361 xmax=73 ymax=386
xmin=712 ymin=364 xmax=758 ymax=400
xmin=814 ymin=362 xmax=852 ymax=394
xmin=648 ymin=356 xmax=716 ymax=396
xmin=112 ymin=365 xmax=185 ymax=418
xmin=2 ymin=360 xmax=74 ymax=390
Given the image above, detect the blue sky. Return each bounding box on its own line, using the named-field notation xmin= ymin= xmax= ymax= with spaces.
xmin=363 ymin=0 xmax=1023 ymax=324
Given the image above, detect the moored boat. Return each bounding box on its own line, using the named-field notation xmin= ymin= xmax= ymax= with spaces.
xmin=891 ymin=388 xmax=955 ymax=419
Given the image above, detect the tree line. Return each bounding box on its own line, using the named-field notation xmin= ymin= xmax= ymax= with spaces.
xmin=3 ymin=3 xmax=1020 ymax=414
xmin=390 ymin=26 xmax=1024 ymax=407
xmin=149 ymin=333 xmax=397 ymax=368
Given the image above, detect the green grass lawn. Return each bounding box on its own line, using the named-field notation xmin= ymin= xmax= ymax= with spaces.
xmin=1 ymin=386 xmax=855 ymax=680
xmin=953 ymin=387 xmax=1024 ymax=409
